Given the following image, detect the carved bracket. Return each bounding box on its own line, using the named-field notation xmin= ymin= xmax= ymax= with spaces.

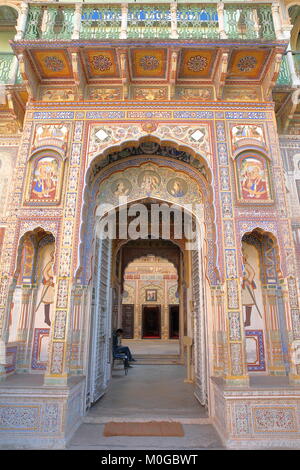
xmin=214 ymin=49 xmax=229 ymax=100
xmin=117 ymin=48 xmax=129 ymax=100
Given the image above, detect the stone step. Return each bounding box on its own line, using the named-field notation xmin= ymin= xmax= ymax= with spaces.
xmin=132 ymin=355 xmax=180 ymax=364
xmin=134 ymin=354 xmax=179 ymax=358
xmin=83 ymin=415 xmax=211 ymax=425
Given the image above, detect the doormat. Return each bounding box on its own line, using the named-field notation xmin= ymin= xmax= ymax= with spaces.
xmin=103 ymin=421 xmax=184 ymax=437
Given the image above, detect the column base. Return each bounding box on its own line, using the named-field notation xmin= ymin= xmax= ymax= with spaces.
xmin=44 ymin=374 xmax=69 ymax=386
xmin=212 ymin=376 xmax=300 ymax=449
xmin=289 ymin=373 xmax=300 ymax=385
xmin=0 ymin=373 xmax=85 ymax=449
xmin=0 ymin=365 xmax=6 ymax=382
xmin=224 ymin=375 xmax=249 ymax=387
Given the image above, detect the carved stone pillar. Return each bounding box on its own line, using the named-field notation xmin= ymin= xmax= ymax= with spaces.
xmin=120 ymin=4 xmax=128 ymax=39
xmin=15 ymin=2 xmax=29 ymax=40
xmin=287 ymin=275 xmax=300 ymax=384
xmin=0 ymin=120 xmax=34 ymax=381
xmin=262 ymin=287 xmax=287 ymax=375
xmin=271 ymin=2 xmax=284 ymax=40
xmin=170 ymin=3 xmax=178 ymax=39
xmin=44 ymin=120 xmax=84 ymax=386
xmin=41 ymin=8 xmax=48 ymax=35
xmin=215 ymin=120 xmax=249 ymax=386
xmin=212 ymin=287 xmax=226 ymax=377
xmin=72 ymin=3 xmax=82 ymax=40
xmin=69 ymin=285 xmax=85 ymax=374
xmin=217 ymin=2 xmax=227 ymax=39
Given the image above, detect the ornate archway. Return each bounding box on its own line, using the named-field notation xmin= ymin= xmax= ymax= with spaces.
xmin=78 ymin=142 xmax=218 ymax=412
xmin=78 ymin=141 xmax=219 ymax=286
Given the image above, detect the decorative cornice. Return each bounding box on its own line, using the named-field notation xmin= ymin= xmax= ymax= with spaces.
xmin=11 ymin=40 xmax=289 ymax=50
xmin=27 ymin=101 xmax=275 ymax=111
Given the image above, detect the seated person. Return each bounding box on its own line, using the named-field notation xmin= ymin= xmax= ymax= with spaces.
xmin=112 ymin=328 xmax=136 ymax=363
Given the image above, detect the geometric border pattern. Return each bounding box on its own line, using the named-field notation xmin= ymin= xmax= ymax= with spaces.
xmin=5 ymin=346 xmax=17 ymax=374
xmin=245 ymin=329 xmax=266 ymax=371
xmin=31 ymin=328 xmax=50 ymax=370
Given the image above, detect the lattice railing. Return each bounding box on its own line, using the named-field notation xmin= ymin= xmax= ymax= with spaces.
xmin=0 ymin=53 xmax=15 ymax=84
xmin=276 ymin=55 xmax=292 ymax=86
xmin=23 ymin=3 xmax=277 ymax=41
xmin=81 ymin=6 xmax=121 ymax=39
xmin=127 ymin=5 xmax=171 ymax=39
xmin=224 ymin=4 xmax=275 ymax=40
xmin=24 ymin=5 xmax=74 ymax=40
xmin=177 ymin=4 xmax=219 ymax=40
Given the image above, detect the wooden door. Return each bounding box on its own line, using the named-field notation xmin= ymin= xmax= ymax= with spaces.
xmin=122 ymin=304 xmax=134 ymax=339
xmin=142 ymin=305 xmax=161 ymax=338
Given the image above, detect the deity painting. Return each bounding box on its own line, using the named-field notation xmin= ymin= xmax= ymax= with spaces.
xmin=111 ymin=179 xmax=132 ymax=197
xmin=28 ymin=156 xmax=61 ymax=203
xmin=138 ymin=170 xmax=161 ymax=194
xmin=167 ymin=178 xmax=188 ymax=198
xmin=237 ymin=156 xmax=271 ymax=202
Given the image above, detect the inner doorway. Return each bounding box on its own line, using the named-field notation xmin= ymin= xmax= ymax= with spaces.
xmin=87 ymin=197 xmax=209 ymax=411
xmin=142 ymin=305 xmax=161 ymax=338
xmin=169 ymin=305 xmax=179 ymax=339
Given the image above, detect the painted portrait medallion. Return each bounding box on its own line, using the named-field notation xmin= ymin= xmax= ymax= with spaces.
xmin=167 ymin=178 xmax=188 ymax=198
xmin=111 ymin=178 xmax=132 ymax=197
xmin=137 ymin=170 xmax=161 ymax=194
xmin=236 ymin=155 xmax=271 ymax=203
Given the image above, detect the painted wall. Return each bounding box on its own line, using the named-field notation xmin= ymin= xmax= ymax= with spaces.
xmin=242 ymin=241 xmax=266 ymax=372
xmin=0 ymin=30 xmax=14 ymax=53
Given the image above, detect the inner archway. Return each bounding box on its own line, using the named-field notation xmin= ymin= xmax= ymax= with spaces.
xmin=121 ymin=254 xmax=179 ymax=341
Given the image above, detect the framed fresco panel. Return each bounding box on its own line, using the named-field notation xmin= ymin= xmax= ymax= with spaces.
xmin=25 ymin=152 xmax=64 ymax=205
xmin=146 ymin=289 xmax=157 ymax=302
xmin=235 ymin=153 xmax=273 ymax=204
